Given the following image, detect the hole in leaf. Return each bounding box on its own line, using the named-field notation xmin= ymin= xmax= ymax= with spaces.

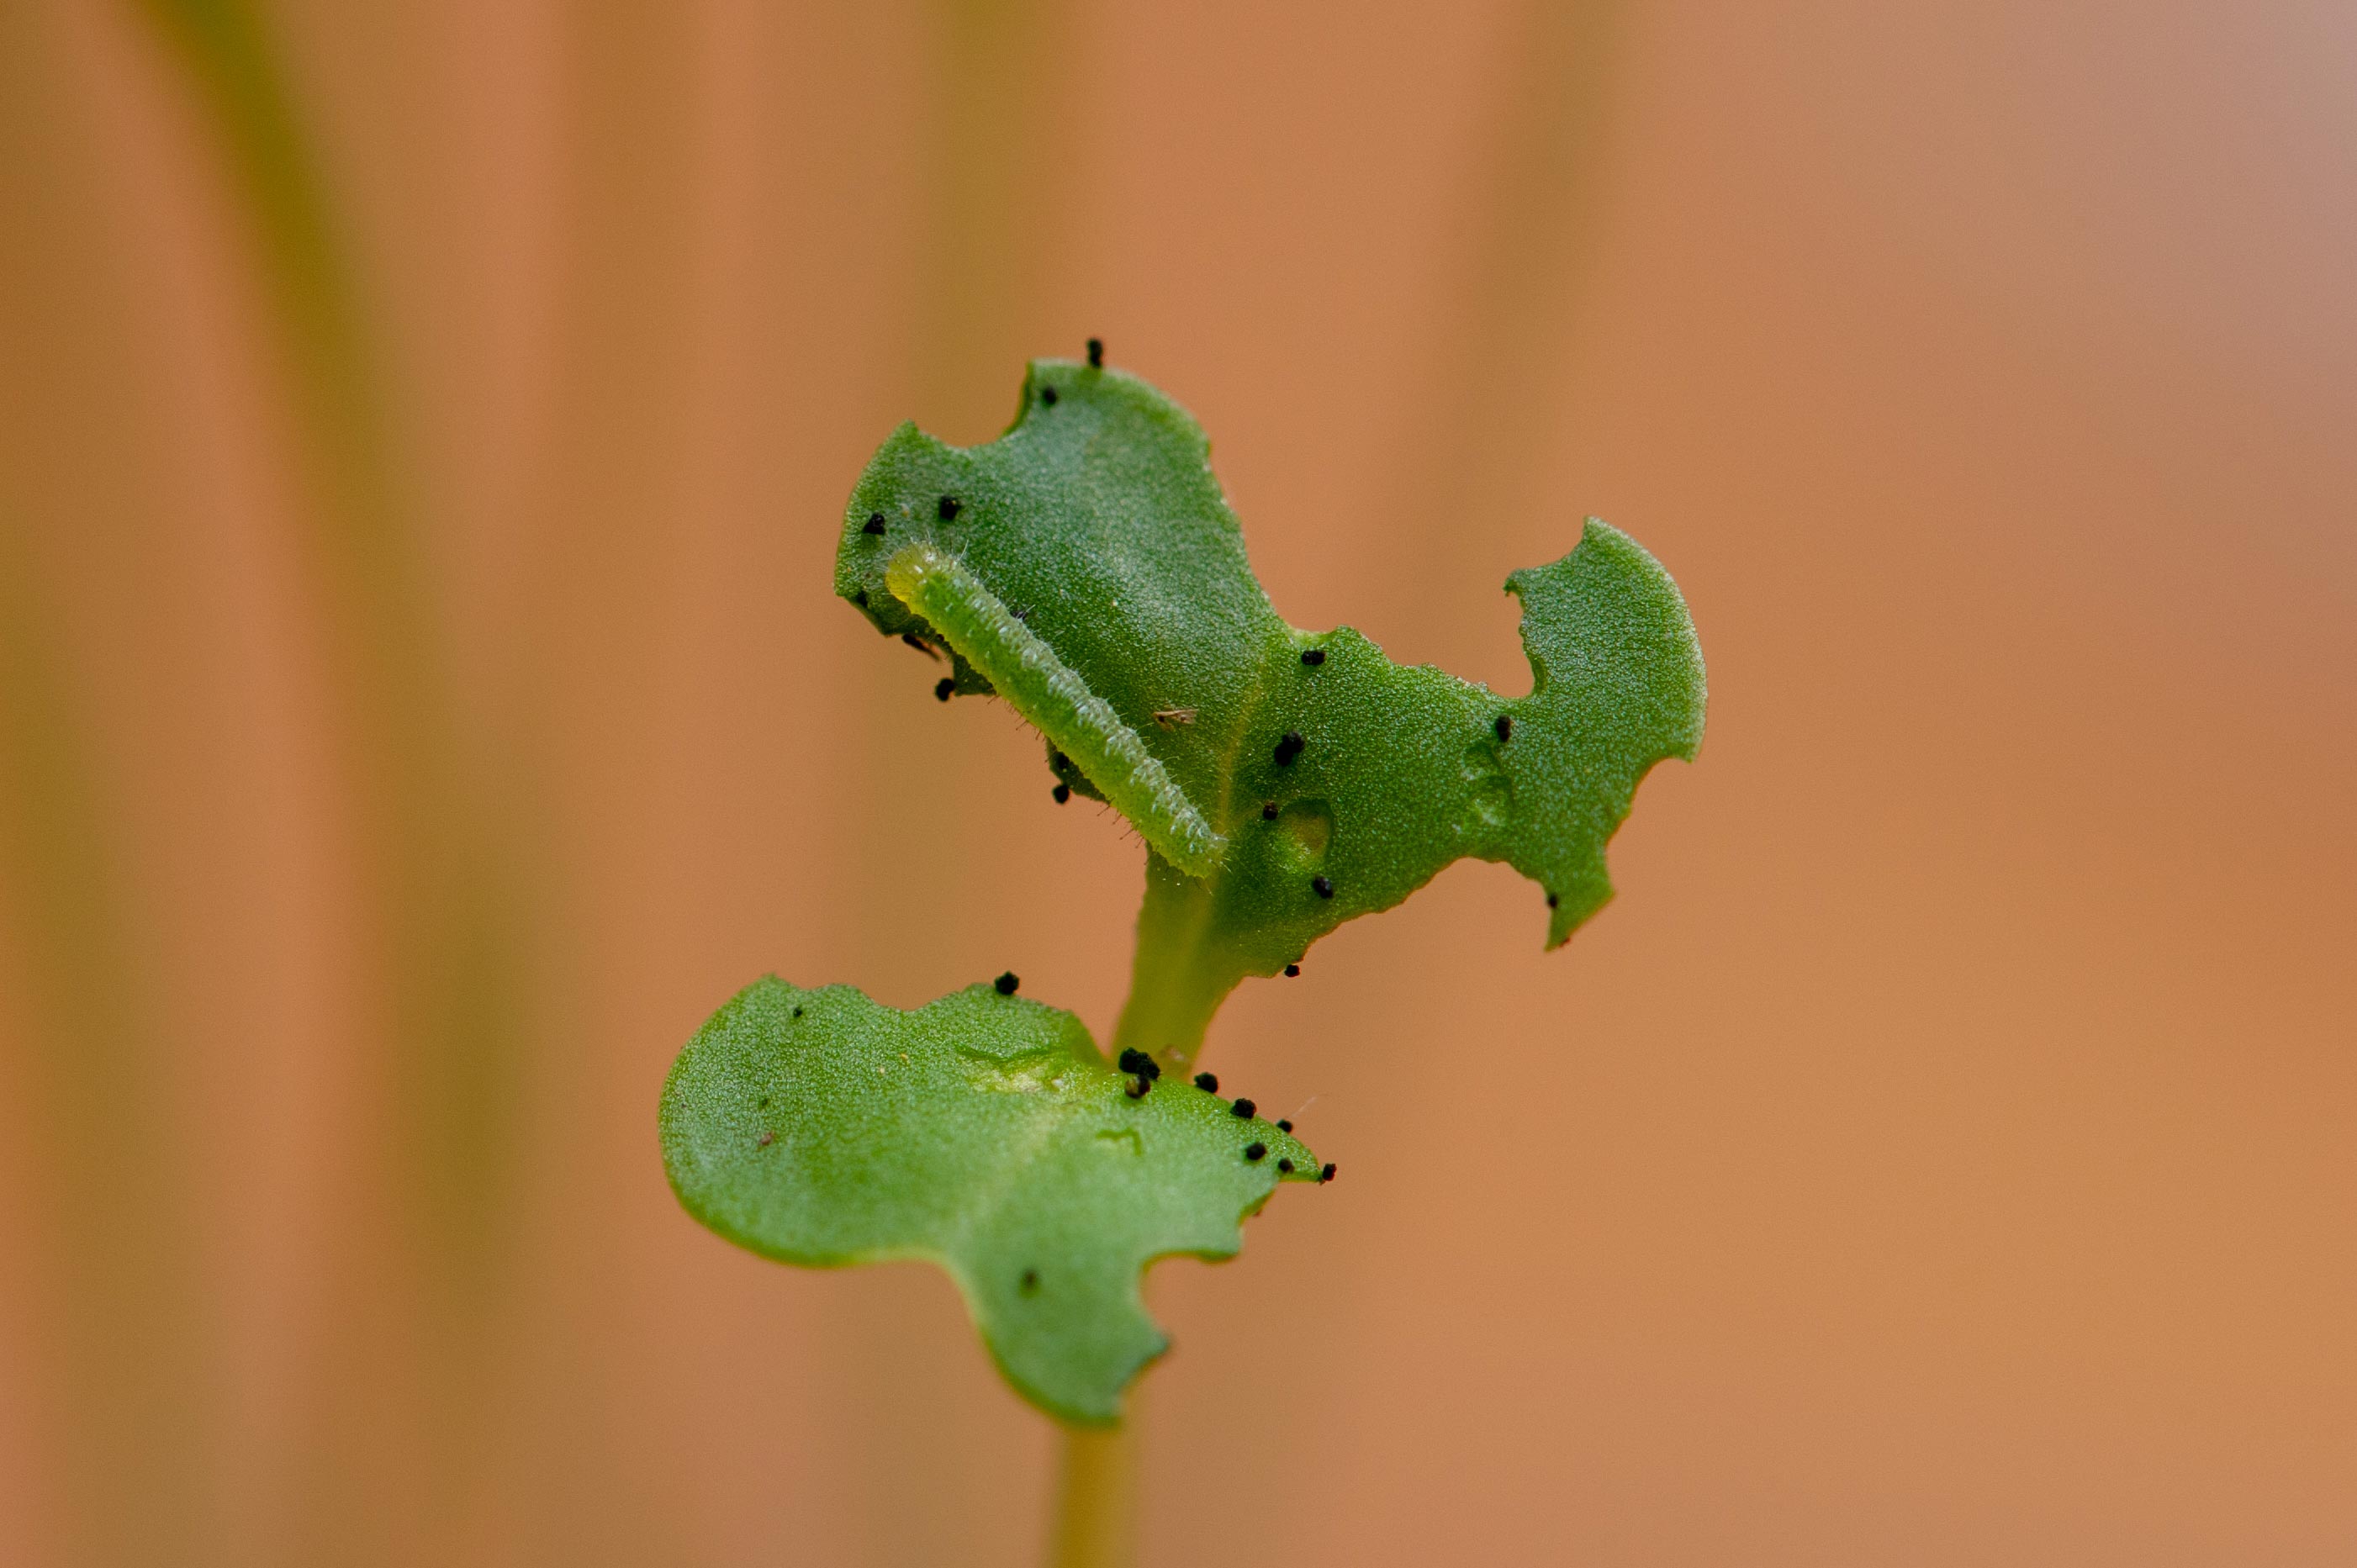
xmin=1274 ymin=799 xmax=1332 ymax=862
xmin=1458 ymin=741 xmax=1511 ymax=832
xmin=955 ymin=1045 xmax=1062 ymax=1093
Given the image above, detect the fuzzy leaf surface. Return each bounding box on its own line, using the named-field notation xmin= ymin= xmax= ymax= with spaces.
xmin=836 ymin=361 xmax=1706 ymax=1059
xmin=660 ymin=976 xmax=1319 ymax=1424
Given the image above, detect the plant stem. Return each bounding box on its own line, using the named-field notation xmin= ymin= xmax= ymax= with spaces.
xmin=1048 ymin=1419 xmax=1138 ymax=1568
xmin=1054 ymin=866 xmax=1203 ymax=1565
xmin=131 ymin=1 xmax=530 ymax=1550
xmin=1112 ymin=855 xmax=1246 ymax=1070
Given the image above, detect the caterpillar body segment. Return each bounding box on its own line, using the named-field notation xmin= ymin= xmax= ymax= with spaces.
xmin=885 ymin=543 xmax=1228 ymax=879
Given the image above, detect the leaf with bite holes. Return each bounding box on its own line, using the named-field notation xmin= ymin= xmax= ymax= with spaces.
xmin=836 ymin=360 xmax=1705 ymax=1061
xmin=659 ymin=976 xmax=1320 ymax=1425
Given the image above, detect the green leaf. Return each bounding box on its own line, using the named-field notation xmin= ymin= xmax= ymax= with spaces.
xmin=660 ymin=976 xmax=1321 ymax=1426
xmin=837 ymin=360 xmax=1705 ymax=1061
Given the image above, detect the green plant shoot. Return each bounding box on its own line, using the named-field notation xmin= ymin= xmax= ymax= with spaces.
xmin=662 ymin=356 xmax=1704 ymax=1427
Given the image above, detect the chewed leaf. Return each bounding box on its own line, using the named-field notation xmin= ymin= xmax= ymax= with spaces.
xmin=837 ymin=361 xmax=1706 ymax=1063
xmin=659 ymin=976 xmax=1319 ymax=1425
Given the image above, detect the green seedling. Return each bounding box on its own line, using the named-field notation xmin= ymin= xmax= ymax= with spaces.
xmin=660 ymin=351 xmax=1704 ymax=1554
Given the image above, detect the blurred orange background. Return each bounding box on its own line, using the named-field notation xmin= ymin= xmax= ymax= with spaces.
xmin=3 ymin=2 xmax=2352 ymax=1564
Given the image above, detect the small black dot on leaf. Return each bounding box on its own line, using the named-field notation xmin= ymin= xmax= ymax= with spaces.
xmin=863 ymin=513 xmax=885 ymax=536
xmin=1053 ymin=783 xmax=1071 ymax=805
xmin=1546 ymin=892 xmax=1560 ymax=908
xmin=938 ymin=495 xmax=960 ymax=520
xmin=1231 ymin=1098 xmax=1256 ymax=1119
xmin=994 ymin=971 xmax=1019 ymax=995
xmin=790 ymin=1008 xmax=801 ymax=1020
xmin=935 ymin=678 xmax=954 ymax=701
xmin=1193 ymin=1071 xmax=1218 ymax=1092
xmin=1041 ymin=385 xmax=1058 ymax=406
xmin=853 ymin=589 xmax=868 ymax=606
xmin=1021 ymin=1269 xmax=1039 ymax=1294
xmin=1283 ymin=963 xmax=1300 ymax=977
xmin=1244 ymin=1142 xmax=1266 ymax=1162
xmin=1277 ymin=1119 xmax=1293 ymax=1132
xmin=1312 ymin=875 xmax=1334 ymax=899
xmin=1495 ymin=714 xmax=1513 ymax=742
xmin=1086 ymin=337 xmax=1103 ymax=367
xmin=1320 ymin=1162 xmax=1336 ymax=1183
xmin=1300 ymin=647 xmax=1325 ymax=666
xmin=1261 ymin=801 xmax=1278 ymax=821
xmin=1278 ymin=1158 xmax=1293 ymax=1173
xmin=1274 ymin=731 xmax=1304 ymax=766
xmin=1051 ymin=751 xmax=1070 ymax=770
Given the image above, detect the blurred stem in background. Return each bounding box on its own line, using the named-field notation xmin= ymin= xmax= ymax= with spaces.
xmin=0 ymin=530 xmax=209 ymax=1563
xmin=0 ymin=9 xmax=216 ymax=1558
xmin=917 ymin=0 xmax=1080 ymax=433
xmin=1379 ymin=0 xmax=1627 ymax=647
xmin=126 ymin=2 xmax=528 ymax=1558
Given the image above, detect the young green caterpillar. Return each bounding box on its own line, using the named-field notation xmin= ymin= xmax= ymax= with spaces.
xmin=885 ymin=542 xmax=1227 ymax=878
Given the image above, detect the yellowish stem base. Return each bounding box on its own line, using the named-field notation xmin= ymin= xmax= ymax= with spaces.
xmin=1047 ymin=1419 xmax=1137 ymax=1568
